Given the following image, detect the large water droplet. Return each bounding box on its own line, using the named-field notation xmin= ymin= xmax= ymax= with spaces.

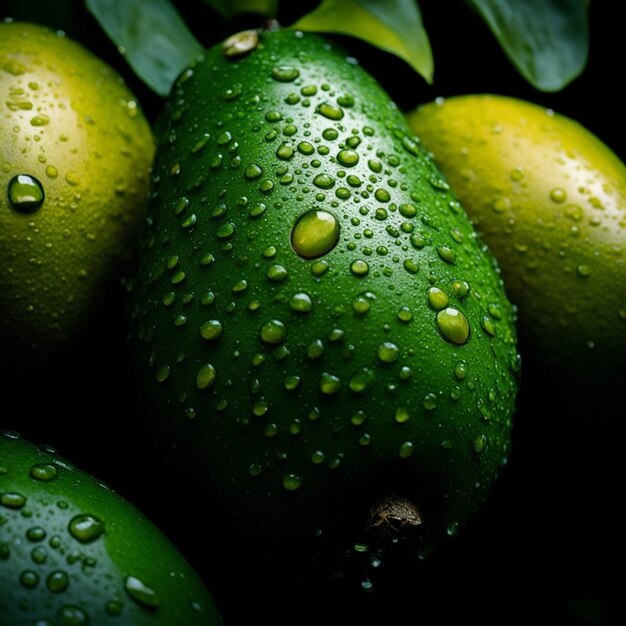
xmin=68 ymin=514 xmax=105 ymax=544
xmin=291 ymin=210 xmax=339 ymax=259
xmin=313 ymin=174 xmax=335 ymax=189
xmin=337 ymin=150 xmax=359 ymax=167
xmin=26 ymin=526 xmax=46 ymax=542
xmin=320 ymin=372 xmax=341 ymax=394
xmin=7 ymin=174 xmax=45 ymax=213
xmin=436 ymin=308 xmax=470 ymax=345
xmin=200 ymin=320 xmax=223 ymax=341
xmin=377 ymin=342 xmax=399 ymax=363
xmin=427 ymin=287 xmax=449 ymax=310
xmin=316 ymin=102 xmax=344 ymax=120
xmin=222 ymin=30 xmax=259 ymax=57
xmin=47 ymin=570 xmax=69 ymax=593
xmin=1 ymin=492 xmax=26 ymax=509
xmin=350 ymin=259 xmax=369 ymax=276
xmin=271 ymin=66 xmax=300 ymax=82
xmin=290 ymin=292 xmax=313 ymax=313
xmin=196 ymin=364 xmax=217 ymax=389
xmin=267 ymin=264 xmax=288 ymax=282
xmin=125 ymin=576 xmax=160 ymax=610
xmin=30 ymin=463 xmax=58 ymax=481
xmin=261 ymin=320 xmax=286 ymax=344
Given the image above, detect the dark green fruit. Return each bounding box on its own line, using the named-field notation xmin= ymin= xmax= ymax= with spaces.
xmin=130 ymin=30 xmax=519 ymax=563
xmin=0 ymin=431 xmax=221 ymax=625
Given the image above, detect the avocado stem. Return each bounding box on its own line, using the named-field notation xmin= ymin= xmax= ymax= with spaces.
xmin=365 ymin=494 xmax=423 ymax=542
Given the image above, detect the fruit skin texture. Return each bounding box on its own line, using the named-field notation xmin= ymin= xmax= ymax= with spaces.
xmin=407 ymin=95 xmax=626 ymax=394
xmin=130 ymin=31 xmax=519 ymax=560
xmin=0 ymin=431 xmax=221 ymax=625
xmin=0 ymin=21 xmax=154 ymax=358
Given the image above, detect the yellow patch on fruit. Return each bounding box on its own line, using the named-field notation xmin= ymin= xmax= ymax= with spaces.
xmin=0 ymin=21 xmax=154 ymax=358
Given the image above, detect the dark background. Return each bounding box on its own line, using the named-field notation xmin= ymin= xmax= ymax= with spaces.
xmin=1 ymin=1 xmax=623 ymax=624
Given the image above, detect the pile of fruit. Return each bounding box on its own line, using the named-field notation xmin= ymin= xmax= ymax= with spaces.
xmin=1 ymin=3 xmax=623 ymax=624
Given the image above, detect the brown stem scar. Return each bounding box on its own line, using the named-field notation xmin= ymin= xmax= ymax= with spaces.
xmin=366 ymin=494 xmax=423 ymax=540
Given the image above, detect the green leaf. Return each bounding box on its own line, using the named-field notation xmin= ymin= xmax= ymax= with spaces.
xmin=292 ymin=0 xmax=433 ymax=84
xmin=202 ymin=0 xmax=278 ymax=18
xmin=86 ymin=0 xmax=203 ymax=96
xmin=466 ymin=0 xmax=589 ymax=91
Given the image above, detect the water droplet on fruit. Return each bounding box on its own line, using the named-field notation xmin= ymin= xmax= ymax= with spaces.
xmin=349 ymin=368 xmax=375 ymax=393
xmin=7 ymin=174 xmax=44 ymax=213
xmin=20 ymin=570 xmax=39 ymax=588
xmin=283 ymin=474 xmax=302 ymax=490
xmin=272 ymin=66 xmax=300 ymax=82
xmin=320 ymin=372 xmax=341 ymax=394
xmin=427 ymin=287 xmax=449 ymax=310
xmin=437 ymin=246 xmax=456 ymax=264
xmin=290 ymin=292 xmax=313 ymax=313
xmin=200 ymin=320 xmax=223 ymax=340
xmin=550 ymin=188 xmax=567 ymax=203
xmin=1 ymin=492 xmax=26 ymax=509
xmin=436 ymin=308 xmax=470 ymax=345
xmin=395 ymin=407 xmax=410 ymax=423
xmin=451 ymin=280 xmax=470 ymax=298
xmin=222 ymin=30 xmax=259 ymax=58
xmin=261 ymin=320 xmax=286 ymax=344
xmin=481 ymin=316 xmax=496 ymax=336
xmin=26 ymin=526 xmax=46 ymax=542
xmin=58 ymin=605 xmax=89 ymax=625
xmin=337 ymin=150 xmax=359 ymax=167
xmin=352 ymin=294 xmax=372 ymax=316
xmin=267 ymin=264 xmax=288 ymax=282
xmin=317 ymin=102 xmax=344 ymax=120
xmin=68 ymin=514 xmax=105 ymax=544
xmin=291 ymin=210 xmax=339 ymax=259
xmin=31 ymin=545 xmax=48 ymax=564
xmin=350 ymin=259 xmax=369 ymax=276
xmin=30 ymin=463 xmax=58 ymax=481
xmin=245 ymin=163 xmax=263 ymax=179
xmin=399 ymin=441 xmax=414 ymax=458
xmin=377 ymin=342 xmax=399 ymax=363
xmin=196 ymin=364 xmax=217 ymax=389
xmin=125 ymin=576 xmax=160 ymax=610
xmin=473 ymin=434 xmax=487 ymax=454
xmin=46 ymin=570 xmax=69 ymax=592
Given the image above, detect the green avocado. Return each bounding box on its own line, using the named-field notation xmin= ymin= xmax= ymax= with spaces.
xmin=0 ymin=21 xmax=154 ymax=360
xmin=130 ymin=30 xmax=519 ymax=563
xmin=0 ymin=431 xmax=221 ymax=625
xmin=407 ymin=95 xmax=626 ymax=400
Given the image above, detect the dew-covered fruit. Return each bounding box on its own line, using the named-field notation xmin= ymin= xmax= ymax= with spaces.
xmin=407 ymin=95 xmax=626 ymax=402
xmin=0 ymin=431 xmax=221 ymax=624
xmin=129 ymin=30 xmax=519 ymax=565
xmin=0 ymin=21 xmax=154 ymax=358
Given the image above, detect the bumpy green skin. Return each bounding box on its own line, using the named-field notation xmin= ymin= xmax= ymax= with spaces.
xmin=130 ymin=31 xmax=519 ymax=558
xmin=0 ymin=432 xmax=221 ymax=625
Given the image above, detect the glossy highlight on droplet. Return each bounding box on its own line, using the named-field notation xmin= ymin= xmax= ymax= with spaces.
xmin=291 ymin=210 xmax=339 ymax=259
xmin=7 ymin=174 xmax=45 ymax=213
